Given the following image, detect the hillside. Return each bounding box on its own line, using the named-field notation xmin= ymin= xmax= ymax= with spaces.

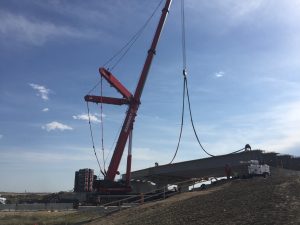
xmin=90 ymin=169 xmax=300 ymax=225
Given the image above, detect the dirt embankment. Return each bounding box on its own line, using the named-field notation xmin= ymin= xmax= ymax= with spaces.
xmin=90 ymin=171 xmax=300 ymax=225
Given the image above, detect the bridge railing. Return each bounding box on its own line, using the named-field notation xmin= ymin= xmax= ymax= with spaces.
xmin=98 ymin=177 xmax=209 ymax=215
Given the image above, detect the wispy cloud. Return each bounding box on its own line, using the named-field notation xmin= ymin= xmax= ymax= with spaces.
xmin=225 ymin=0 xmax=264 ymax=20
xmin=73 ymin=113 xmax=104 ymax=123
xmin=215 ymin=71 xmax=225 ymax=78
xmin=29 ymin=83 xmax=50 ymax=100
xmin=0 ymin=134 xmax=3 ymax=139
xmin=42 ymin=108 xmax=49 ymax=112
xmin=42 ymin=121 xmax=73 ymax=131
xmin=0 ymin=11 xmax=98 ymax=45
xmin=186 ymin=0 xmax=264 ymax=27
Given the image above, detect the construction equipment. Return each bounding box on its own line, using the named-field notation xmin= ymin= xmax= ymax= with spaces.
xmin=84 ymin=0 xmax=172 ymax=194
xmin=233 ymin=160 xmax=270 ymax=178
xmin=247 ymin=160 xmax=270 ymax=177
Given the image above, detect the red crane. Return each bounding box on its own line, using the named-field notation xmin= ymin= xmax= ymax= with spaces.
xmin=85 ymin=0 xmax=172 ymax=193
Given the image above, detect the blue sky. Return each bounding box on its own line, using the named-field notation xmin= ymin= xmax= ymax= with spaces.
xmin=1 ymin=0 xmax=300 ymax=192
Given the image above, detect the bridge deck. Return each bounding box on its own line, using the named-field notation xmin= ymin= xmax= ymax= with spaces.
xmin=127 ymin=150 xmax=264 ymax=185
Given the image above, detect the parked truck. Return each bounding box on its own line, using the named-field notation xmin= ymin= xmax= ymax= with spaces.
xmin=232 ymin=160 xmax=270 ymax=178
xmin=247 ymin=160 xmax=270 ymax=177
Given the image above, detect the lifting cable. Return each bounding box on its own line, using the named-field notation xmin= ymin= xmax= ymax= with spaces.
xmin=105 ymin=121 xmax=123 ymax=165
xmin=169 ymin=0 xmax=245 ymax=162
xmin=169 ymin=0 xmax=187 ymax=164
xmin=186 ymin=79 xmax=245 ymax=156
xmin=186 ymin=78 xmax=245 ymax=156
xmin=86 ymin=102 xmax=105 ymax=176
xmin=169 ymin=75 xmax=186 ymax=164
xmin=100 ymin=76 xmax=106 ymax=174
xmin=185 ymin=78 xmax=215 ymax=157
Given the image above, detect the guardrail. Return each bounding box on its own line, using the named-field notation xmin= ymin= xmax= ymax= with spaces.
xmin=97 ymin=178 xmax=208 ymax=215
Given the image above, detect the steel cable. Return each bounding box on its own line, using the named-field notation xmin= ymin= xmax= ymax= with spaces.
xmin=86 ymin=0 xmax=163 ymax=95
xmin=169 ymin=76 xmax=186 ymax=164
xmin=86 ymin=102 xmax=105 ymax=176
xmin=169 ymin=0 xmax=245 ymax=161
xmin=185 ymin=73 xmax=245 ymax=157
xmin=104 ymin=0 xmax=164 ymax=71
xmin=100 ymin=76 xmax=106 ymax=174
xmin=168 ymin=0 xmax=187 ymax=164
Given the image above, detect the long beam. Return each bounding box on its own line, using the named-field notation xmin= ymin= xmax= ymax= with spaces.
xmin=127 ymin=150 xmax=264 ymax=184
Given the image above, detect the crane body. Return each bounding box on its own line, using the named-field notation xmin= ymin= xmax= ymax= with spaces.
xmin=85 ymin=0 xmax=172 ymax=193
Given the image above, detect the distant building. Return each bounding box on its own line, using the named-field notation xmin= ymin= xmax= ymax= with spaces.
xmin=74 ymin=168 xmax=94 ymax=192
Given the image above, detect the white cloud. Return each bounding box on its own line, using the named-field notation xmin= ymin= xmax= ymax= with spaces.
xmin=215 ymin=71 xmax=225 ymax=78
xmin=0 ymin=11 xmax=97 ymax=45
xmin=42 ymin=121 xmax=73 ymax=131
xmin=29 ymin=83 xmax=50 ymax=100
xmin=0 ymin=134 xmax=3 ymax=139
xmin=73 ymin=113 xmax=103 ymax=123
xmin=42 ymin=108 xmax=49 ymax=112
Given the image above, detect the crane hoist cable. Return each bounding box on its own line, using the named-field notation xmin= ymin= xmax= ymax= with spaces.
xmin=86 ymin=0 xmax=163 ymax=95
xmin=169 ymin=74 xmax=186 ymax=164
xmin=185 ymin=80 xmax=245 ymax=156
xmin=86 ymin=1 xmax=162 ymax=95
xmin=169 ymin=0 xmax=187 ymax=164
xmin=169 ymin=0 xmax=245 ymax=162
xmin=86 ymin=78 xmax=107 ymax=175
xmin=100 ymin=76 xmax=106 ymax=174
xmin=104 ymin=122 xmax=123 ymax=165
xmin=185 ymin=78 xmax=215 ymax=157
xmin=103 ymin=0 xmax=164 ymax=71
xmin=86 ymin=102 xmax=105 ymax=176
